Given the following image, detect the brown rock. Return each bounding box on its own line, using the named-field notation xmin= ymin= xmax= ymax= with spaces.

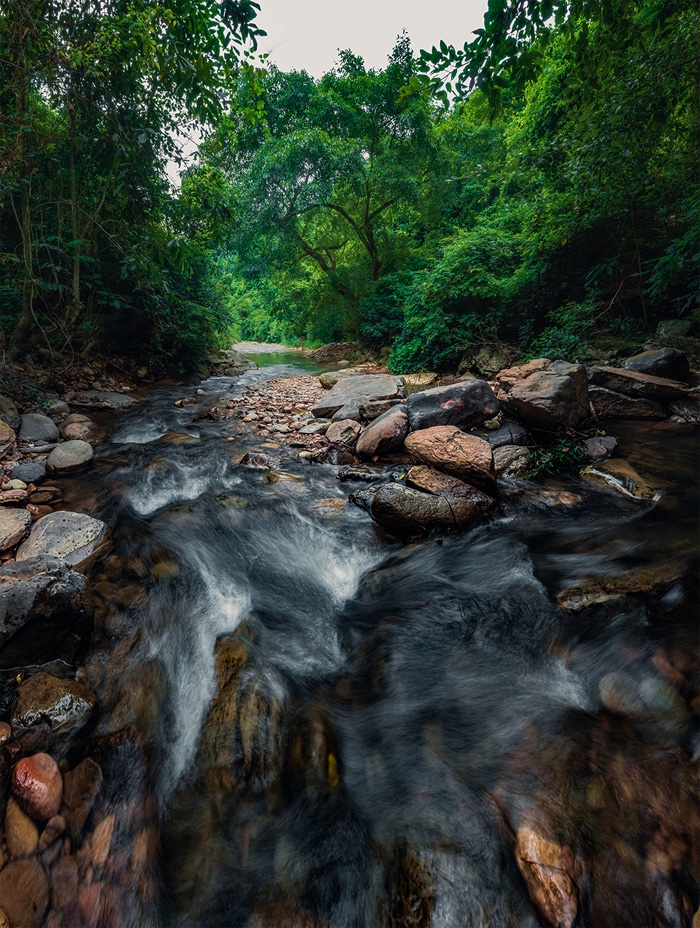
xmin=50 ymin=855 xmax=78 ymax=910
xmin=92 ymin=814 xmax=114 ymax=869
xmin=38 ymin=815 xmax=66 ymax=852
xmin=404 ymin=426 xmax=497 ymax=496
xmin=506 ymin=372 xmax=581 ymax=431
xmin=580 ymin=459 xmax=658 ymax=501
xmin=12 ymin=753 xmax=63 ymax=821
xmin=588 ymin=386 xmax=666 ymax=419
xmin=365 ymin=483 xmax=483 ymax=534
xmin=0 ymin=509 xmax=32 ymax=553
xmin=356 ymin=405 xmax=409 ymax=459
xmin=0 ymin=908 xmax=8 ymax=928
xmin=0 ymin=722 xmax=10 ymax=746
xmin=62 ymin=757 xmax=103 ymax=836
xmin=58 ymin=415 xmax=105 ymax=444
xmin=515 ymin=826 xmax=578 ymax=928
xmin=5 ymin=797 xmax=39 ymax=858
xmin=405 ymin=466 xmax=495 ymax=508
xmin=587 ymin=365 xmax=688 ymax=403
xmin=0 ymin=859 xmax=49 ymax=928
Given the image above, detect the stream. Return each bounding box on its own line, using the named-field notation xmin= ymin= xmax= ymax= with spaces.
xmin=61 ymin=350 xmax=698 ymax=927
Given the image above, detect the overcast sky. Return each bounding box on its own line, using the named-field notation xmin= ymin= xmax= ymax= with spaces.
xmin=255 ymin=0 xmax=489 ymax=77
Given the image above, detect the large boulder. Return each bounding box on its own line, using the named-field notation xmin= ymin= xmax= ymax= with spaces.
xmin=588 ymin=386 xmax=666 ymax=419
xmin=18 ymin=413 xmax=59 ymax=443
xmin=0 ymin=858 xmax=49 ymax=928
xmin=70 ymin=390 xmax=137 ymax=410
xmin=624 ymin=347 xmax=689 ymax=381
xmin=0 ymin=509 xmax=32 ymax=552
xmin=310 ymin=374 xmax=403 ymax=419
xmin=46 ymin=439 xmax=94 ymax=473
xmin=356 ymin=482 xmax=483 ymax=534
xmin=480 ymin=420 xmax=529 ymax=449
xmin=356 ymin=406 xmax=410 ymax=459
xmin=0 ymin=395 xmax=20 ymax=431
xmin=406 ymin=379 xmax=498 ymax=432
xmin=0 ymin=556 xmax=93 ymax=668
xmin=11 ymin=672 xmax=97 ymax=753
xmin=16 ymin=511 xmax=110 ymax=569
xmin=587 ymin=366 xmax=687 ymax=404
xmin=405 ymin=427 xmax=497 ymax=496
xmin=506 ymin=372 xmax=581 ymax=431
xmin=405 ymin=466 xmax=496 ymax=509
xmin=0 ymin=421 xmax=16 ymax=457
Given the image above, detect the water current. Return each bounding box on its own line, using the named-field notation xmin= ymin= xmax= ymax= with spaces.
xmin=64 ymin=351 xmax=699 ymax=927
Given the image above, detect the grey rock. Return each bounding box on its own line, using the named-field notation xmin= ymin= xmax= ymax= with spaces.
xmin=19 ymin=414 xmax=59 ymax=443
xmin=0 ymin=395 xmax=21 ymax=431
xmin=356 ymin=405 xmax=410 ymax=459
xmin=669 ymin=387 xmax=700 ymax=425
xmin=47 ymin=440 xmax=94 ymax=473
xmin=11 ymin=672 xmax=96 ymax=754
xmin=70 ymin=390 xmax=137 ymax=409
xmin=331 ymin=399 xmax=364 ymax=422
xmin=311 ymin=374 xmax=403 ymax=419
xmin=0 ymin=509 xmax=32 ymax=552
xmin=482 ymin=421 xmax=529 ymax=449
xmin=58 ymin=414 xmax=104 ymax=444
xmin=326 ymin=419 xmax=362 ymax=447
xmin=584 ymin=435 xmax=618 ymax=462
xmin=45 ymin=400 xmax=70 ymax=420
xmin=11 ymin=462 xmax=46 ymax=484
xmin=17 ymin=511 xmax=110 ymax=569
xmin=549 ymin=360 xmax=589 ymax=417
xmin=406 ymin=379 xmax=499 ymax=432
xmin=493 ymin=445 xmax=531 ymax=478
xmin=0 ymin=556 xmax=93 ymax=668
xmin=405 ymin=466 xmax=496 ymax=508
xmin=624 ymin=347 xmax=690 ymax=382
xmin=656 ymin=319 xmax=693 ymax=339
xmin=507 ymin=372 xmax=581 ymax=431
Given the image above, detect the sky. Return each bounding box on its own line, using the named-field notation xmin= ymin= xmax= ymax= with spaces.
xmin=255 ymin=0 xmax=489 ymax=77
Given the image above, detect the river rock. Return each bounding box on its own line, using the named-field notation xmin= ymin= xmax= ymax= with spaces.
xmin=5 ymin=796 xmax=39 ymax=857
xmin=45 ymin=400 xmax=70 ymax=420
xmin=0 ymin=396 xmax=20 ymax=432
xmin=19 ymin=413 xmax=59 ymax=443
xmin=584 ymin=435 xmax=617 ymax=463
xmin=361 ymin=482 xmax=483 ymax=534
xmin=299 ymin=420 xmax=330 ymax=435
xmin=10 ymin=462 xmax=45 ymax=484
xmin=0 ymin=422 xmax=16 ymax=458
xmin=404 ymin=427 xmax=497 ymax=496
xmin=311 ymin=375 xmax=402 ymax=419
xmin=548 ymin=360 xmax=589 ymax=417
xmin=493 ymin=445 xmax=531 ymax=478
xmin=46 ymin=440 xmax=94 ymax=473
xmin=16 ymin=511 xmax=109 ymax=568
xmin=624 ymin=347 xmax=689 ymax=381
xmin=669 ymin=388 xmax=700 ymax=425
xmin=0 ymin=509 xmax=32 ymax=552
xmin=58 ymin=414 xmax=104 ymax=443
xmin=70 ymin=390 xmax=136 ymax=410
xmin=0 ymin=858 xmax=49 ymax=928
xmin=506 ymin=372 xmax=581 ymax=430
xmin=588 ymin=385 xmax=666 ymax=419
xmin=483 ymin=420 xmax=529 ymax=449
xmin=356 ymin=406 xmax=409 ymax=459
xmin=587 ymin=366 xmax=687 ymax=404
xmin=405 ymin=466 xmax=496 ymax=508
xmin=331 ymin=399 xmax=365 ymax=422
xmin=62 ymin=758 xmax=103 ymax=836
xmin=580 ymin=459 xmax=658 ymax=500
xmin=406 ymin=379 xmax=498 ymax=432
xmin=12 ymin=753 xmax=63 ymax=821
xmin=0 ymin=556 xmax=93 ymax=668
xmin=515 ymin=826 xmax=578 ymax=928
xmin=326 ymin=419 xmax=362 ymax=447
xmin=11 ymin=672 xmax=97 ymax=753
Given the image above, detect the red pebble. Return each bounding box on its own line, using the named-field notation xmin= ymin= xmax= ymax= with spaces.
xmin=11 ymin=752 xmax=63 ymax=821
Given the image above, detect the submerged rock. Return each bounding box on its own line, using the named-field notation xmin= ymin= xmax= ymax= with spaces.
xmin=12 ymin=752 xmax=63 ymax=821
xmin=624 ymin=347 xmax=689 ymax=381
xmin=406 ymin=379 xmax=498 ymax=432
xmin=19 ymin=414 xmax=59 ymax=444
xmin=580 ymin=459 xmax=659 ymax=501
xmin=404 ymin=426 xmax=497 ymax=496
xmin=0 ymin=858 xmax=49 ymax=928
xmin=11 ymin=672 xmax=97 ymax=753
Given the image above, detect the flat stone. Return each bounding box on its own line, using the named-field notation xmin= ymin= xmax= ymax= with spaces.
xmin=493 ymin=445 xmax=531 ymax=478
xmin=580 ymin=459 xmax=658 ymax=500
xmin=356 ymin=406 xmax=410 ymax=459
xmin=0 ymin=509 xmax=32 ymax=552
xmin=19 ymin=414 xmax=59 ymax=443
xmin=326 ymin=419 xmax=362 ymax=447
xmin=299 ymin=420 xmax=330 ymax=435
xmin=17 ymin=511 xmax=109 ymax=568
xmin=506 ymin=372 xmax=581 ymax=430
xmin=404 ymin=426 xmax=497 ymax=496
xmin=11 ymin=672 xmax=97 ymax=753
xmin=0 ymin=422 xmax=16 ymax=457
xmin=515 ymin=826 xmax=578 ymax=928
xmin=588 ymin=386 xmax=666 ymax=419
xmin=406 ymin=379 xmax=499 ymax=431
xmin=357 ymin=482 xmax=483 ymax=534
xmin=587 ymin=366 xmax=687 ymax=404
xmin=70 ymin=390 xmax=136 ymax=409
xmin=405 ymin=466 xmax=496 ymax=508
xmin=0 ymin=395 xmax=20 ymax=431
xmin=10 ymin=462 xmax=46 ymax=484
xmin=47 ymin=440 xmax=94 ymax=473
xmin=311 ymin=374 xmax=402 ymax=419
xmin=624 ymin=347 xmax=689 ymax=381
xmin=0 ymin=858 xmax=49 ymax=928
xmin=5 ymin=796 xmax=39 ymax=858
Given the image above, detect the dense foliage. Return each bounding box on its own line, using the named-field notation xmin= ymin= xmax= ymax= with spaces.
xmin=2 ymin=0 xmax=697 ymax=373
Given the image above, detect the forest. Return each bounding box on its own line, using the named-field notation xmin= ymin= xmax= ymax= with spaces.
xmin=1 ymin=0 xmax=698 ymax=372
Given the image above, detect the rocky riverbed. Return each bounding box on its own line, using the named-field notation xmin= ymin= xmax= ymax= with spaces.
xmin=0 ymin=342 xmax=697 ymax=927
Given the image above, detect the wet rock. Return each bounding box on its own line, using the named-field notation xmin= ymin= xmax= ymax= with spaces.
xmin=0 ymin=556 xmax=93 ymax=668
xmin=326 ymin=419 xmax=362 ymax=448
xmin=0 ymin=396 xmax=20 ymax=432
xmin=493 ymin=444 xmax=531 ymax=478
xmin=310 ymin=497 xmax=348 ymax=516
xmin=50 ymin=855 xmax=78 ymax=910
xmin=405 ymin=466 xmax=496 ymax=508
xmin=0 ymin=858 xmax=49 ymax=928
xmin=356 ymin=406 xmax=409 ymax=459
xmin=311 ymin=374 xmax=402 ymax=419
xmin=587 ymin=365 xmax=687 ymax=404
xmin=506 ymin=372 xmax=581 ymax=430
xmin=625 ymin=347 xmax=689 ymax=381
xmin=5 ymin=796 xmax=39 ymax=857
xmin=11 ymin=672 xmax=97 ymax=753
xmin=9 ymin=462 xmax=45 ymax=484
xmin=557 ymin=560 xmax=692 ymax=610
xmin=406 ymin=379 xmax=498 ymax=432
xmin=19 ymin=414 xmax=59 ymax=443
xmin=313 ymin=445 xmax=357 ymax=466
xmin=584 ymin=435 xmax=617 ymax=463
xmin=58 ymin=414 xmax=105 ymax=444
xmin=16 ymin=511 xmax=110 ymax=569
xmin=515 ymin=826 xmax=578 ymax=928
xmin=0 ymin=722 xmax=10 ymax=744
xmin=359 ymin=482 xmax=483 ymax=534
xmin=12 ymin=753 xmax=63 ymax=821
xmin=0 ymin=509 xmax=32 ymax=552
xmin=599 ymin=672 xmax=644 ymax=714
xmin=62 ymin=758 xmax=103 ymax=836
xmin=588 ymin=386 xmax=666 ymax=419
xmin=239 ymin=452 xmax=275 ymax=469
xmin=404 ymin=427 xmax=497 ymax=496
xmin=46 ymin=439 xmax=94 ymax=473
xmin=580 ymin=459 xmax=658 ymax=500
xmin=0 ymin=423 xmax=16 ymax=458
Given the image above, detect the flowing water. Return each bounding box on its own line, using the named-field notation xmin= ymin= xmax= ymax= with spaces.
xmin=63 ymin=352 xmax=699 ymax=927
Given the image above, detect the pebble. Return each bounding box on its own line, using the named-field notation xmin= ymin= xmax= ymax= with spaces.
xmin=5 ymin=796 xmax=39 ymax=857
xmin=12 ymin=753 xmax=64 ymax=821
